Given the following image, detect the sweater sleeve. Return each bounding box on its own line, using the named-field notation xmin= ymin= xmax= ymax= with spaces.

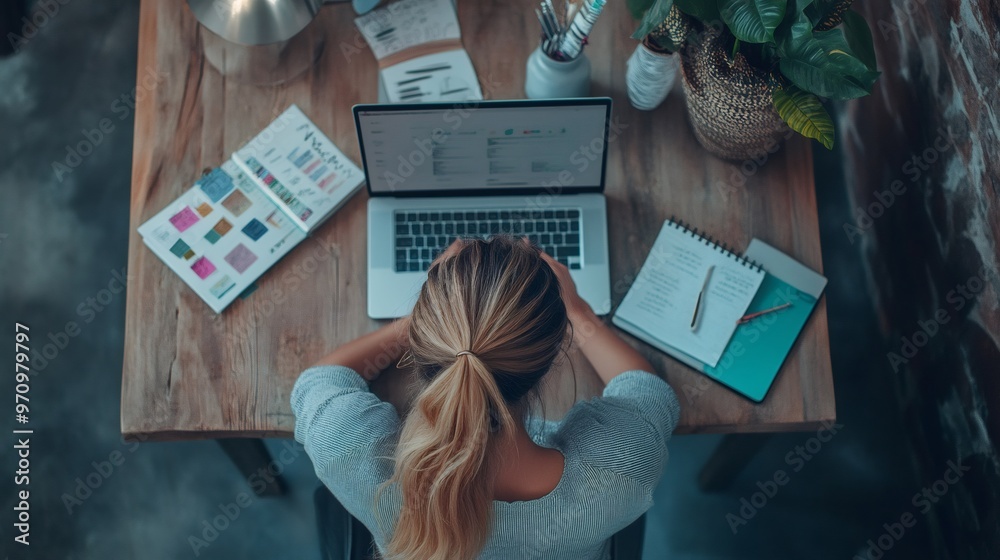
xmin=290 ymin=365 xmax=399 ymax=518
xmin=556 ymin=370 xmax=680 ymax=495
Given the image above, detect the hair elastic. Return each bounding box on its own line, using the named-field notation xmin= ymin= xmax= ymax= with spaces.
xmin=455 ymin=350 xmax=476 ymax=358
xmin=396 ymin=350 xmax=414 ymax=369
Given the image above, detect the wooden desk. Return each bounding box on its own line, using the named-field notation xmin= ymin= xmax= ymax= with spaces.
xmin=122 ymin=0 xmax=835 ymax=482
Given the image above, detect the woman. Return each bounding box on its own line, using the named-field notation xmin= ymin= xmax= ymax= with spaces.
xmin=292 ymin=237 xmax=680 ymax=560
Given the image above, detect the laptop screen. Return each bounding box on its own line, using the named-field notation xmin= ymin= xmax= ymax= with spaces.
xmin=354 ymin=99 xmax=611 ymax=196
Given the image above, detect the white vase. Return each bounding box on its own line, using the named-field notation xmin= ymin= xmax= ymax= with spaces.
xmin=524 ymin=46 xmax=591 ymax=99
xmin=625 ymin=42 xmax=679 ymax=111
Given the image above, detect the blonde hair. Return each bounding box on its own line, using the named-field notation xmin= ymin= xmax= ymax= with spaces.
xmin=385 ymin=237 xmax=567 ymax=560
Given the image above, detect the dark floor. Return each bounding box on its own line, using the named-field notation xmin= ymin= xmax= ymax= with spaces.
xmin=1 ymin=1 xmax=935 ymax=559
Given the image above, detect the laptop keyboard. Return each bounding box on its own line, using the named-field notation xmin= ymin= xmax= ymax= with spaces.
xmin=394 ymin=209 xmax=583 ymax=272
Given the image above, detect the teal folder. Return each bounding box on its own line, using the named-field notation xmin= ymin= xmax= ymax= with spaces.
xmin=613 ymin=239 xmax=827 ymax=402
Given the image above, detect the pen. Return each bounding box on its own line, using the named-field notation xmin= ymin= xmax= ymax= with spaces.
xmin=690 ymin=265 xmax=714 ymax=331
xmin=737 ymin=302 xmax=792 ymax=324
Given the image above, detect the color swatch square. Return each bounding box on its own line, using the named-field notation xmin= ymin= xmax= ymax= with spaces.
xmin=241 ymin=218 xmax=268 ymax=241
xmin=204 ymin=229 xmax=221 ymax=244
xmin=196 ymin=202 xmax=214 ymax=217
xmin=222 ymin=189 xmax=252 ymax=217
xmin=209 ymin=275 xmax=236 ymax=298
xmin=224 ymin=243 xmax=258 ymax=274
xmin=169 ymin=239 xmax=191 ymax=258
xmin=190 ymin=256 xmax=216 ymax=279
xmin=199 ymin=168 xmax=235 ymax=203
xmin=169 ymin=206 xmax=199 ymax=232
xmin=213 ymin=218 xmax=233 ymax=236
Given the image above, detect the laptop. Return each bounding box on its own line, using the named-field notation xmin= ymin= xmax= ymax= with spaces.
xmin=353 ymin=98 xmax=613 ymax=319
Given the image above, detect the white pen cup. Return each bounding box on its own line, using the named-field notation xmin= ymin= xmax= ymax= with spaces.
xmin=524 ymin=46 xmax=591 ymax=99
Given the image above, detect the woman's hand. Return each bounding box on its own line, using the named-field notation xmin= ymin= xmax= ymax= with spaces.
xmin=539 ymin=250 xmax=594 ymax=323
xmin=539 ymin=249 xmax=653 ymax=385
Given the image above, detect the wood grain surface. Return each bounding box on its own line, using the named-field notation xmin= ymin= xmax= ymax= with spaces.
xmin=121 ymin=0 xmax=835 ymax=441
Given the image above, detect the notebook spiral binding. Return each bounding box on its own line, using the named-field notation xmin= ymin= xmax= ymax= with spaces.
xmin=667 ymin=216 xmax=764 ymax=273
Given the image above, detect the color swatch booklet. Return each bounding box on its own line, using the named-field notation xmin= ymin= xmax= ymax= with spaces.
xmin=137 ymin=105 xmax=364 ymax=313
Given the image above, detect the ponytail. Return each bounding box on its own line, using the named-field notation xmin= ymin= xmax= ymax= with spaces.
xmin=384 ymin=236 xmax=568 ymax=560
xmin=385 ymin=353 xmax=514 ymax=560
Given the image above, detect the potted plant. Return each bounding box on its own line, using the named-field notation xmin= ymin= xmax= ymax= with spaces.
xmin=627 ymin=0 xmax=879 ymax=161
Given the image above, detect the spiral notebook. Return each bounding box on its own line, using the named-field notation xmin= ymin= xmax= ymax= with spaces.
xmin=701 ymin=239 xmax=828 ymax=401
xmin=612 ymin=219 xmax=766 ymax=368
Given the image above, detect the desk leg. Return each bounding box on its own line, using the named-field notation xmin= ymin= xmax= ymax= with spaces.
xmin=697 ymin=434 xmax=772 ymax=492
xmin=217 ymin=439 xmax=288 ymax=497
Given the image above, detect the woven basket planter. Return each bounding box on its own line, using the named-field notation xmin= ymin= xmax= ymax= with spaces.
xmin=651 ymin=10 xmax=790 ymax=162
xmin=680 ymin=28 xmax=789 ymax=161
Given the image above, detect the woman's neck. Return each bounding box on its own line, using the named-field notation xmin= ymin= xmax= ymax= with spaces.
xmin=492 ymin=421 xmax=565 ymax=502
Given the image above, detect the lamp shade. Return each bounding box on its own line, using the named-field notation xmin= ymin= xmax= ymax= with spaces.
xmin=187 ymin=0 xmax=325 ymax=46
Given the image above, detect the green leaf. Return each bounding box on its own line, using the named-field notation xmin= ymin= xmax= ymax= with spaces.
xmin=775 ymin=0 xmax=814 ymax=43
xmin=627 ymin=0 xmax=657 ymax=20
xmin=787 ymin=0 xmax=817 ymax=16
xmin=778 ymin=23 xmax=879 ymax=98
xmin=675 ymin=0 xmax=721 ymax=24
xmin=631 ymin=0 xmax=675 ymax=40
xmin=773 ymin=86 xmax=835 ymax=149
xmin=841 ymin=9 xmax=877 ymax=70
xmin=719 ymin=0 xmax=786 ymax=43
xmin=804 ymin=0 xmax=838 ymax=26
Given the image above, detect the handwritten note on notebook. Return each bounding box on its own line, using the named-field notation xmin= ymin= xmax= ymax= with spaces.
xmin=355 ymin=0 xmax=461 ymax=61
xmin=355 ymin=0 xmax=483 ymax=103
xmin=614 ymin=220 xmax=765 ymax=367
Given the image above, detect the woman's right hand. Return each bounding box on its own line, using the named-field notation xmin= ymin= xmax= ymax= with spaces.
xmin=539 ymin=250 xmax=594 ymax=322
xmin=539 ymin=249 xmax=653 ymax=383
